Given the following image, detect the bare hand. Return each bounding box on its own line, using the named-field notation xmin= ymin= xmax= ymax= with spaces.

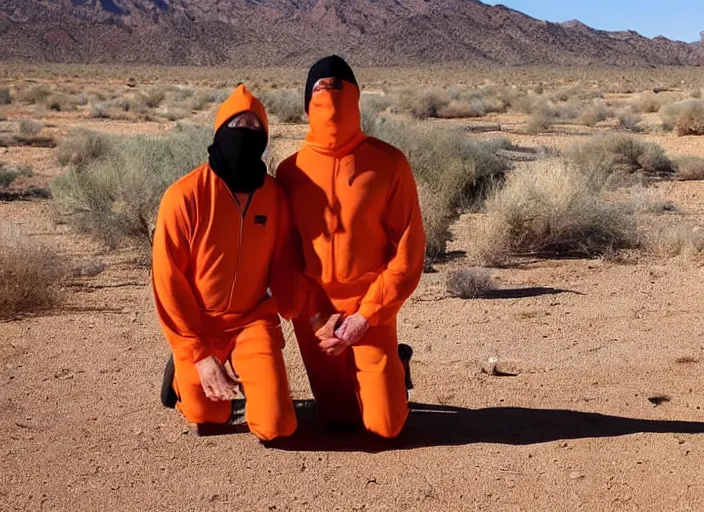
xmin=334 ymin=313 xmax=369 ymax=346
xmin=313 ymin=312 xmax=342 ymax=341
xmin=195 ymin=356 xmax=241 ymax=402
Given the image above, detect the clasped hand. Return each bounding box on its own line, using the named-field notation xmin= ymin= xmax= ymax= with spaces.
xmin=313 ymin=312 xmax=369 ymax=356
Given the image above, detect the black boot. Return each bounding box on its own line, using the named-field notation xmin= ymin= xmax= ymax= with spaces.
xmin=398 ymin=343 xmax=414 ymax=399
xmin=160 ymin=354 xmax=178 ymax=409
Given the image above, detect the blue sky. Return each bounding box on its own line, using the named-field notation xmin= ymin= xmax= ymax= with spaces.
xmin=485 ymin=1 xmax=703 ymax=43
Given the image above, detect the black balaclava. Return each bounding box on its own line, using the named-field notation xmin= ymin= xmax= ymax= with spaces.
xmin=304 ymin=55 xmax=358 ymax=114
xmin=207 ymin=114 xmax=268 ymax=195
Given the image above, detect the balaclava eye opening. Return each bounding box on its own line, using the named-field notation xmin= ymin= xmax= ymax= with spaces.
xmin=305 ymin=55 xmax=358 ymax=114
xmin=207 ymin=113 xmax=268 ymax=195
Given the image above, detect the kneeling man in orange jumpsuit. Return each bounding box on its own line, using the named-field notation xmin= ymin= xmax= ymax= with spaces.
xmin=153 ymin=85 xmax=311 ymax=441
xmin=276 ymin=56 xmax=426 ymax=439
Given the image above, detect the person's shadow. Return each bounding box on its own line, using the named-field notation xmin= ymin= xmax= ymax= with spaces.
xmin=202 ymin=400 xmax=704 ymax=453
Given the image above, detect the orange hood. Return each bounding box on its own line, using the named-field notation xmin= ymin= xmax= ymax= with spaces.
xmin=214 ymin=84 xmax=269 ymax=135
xmin=305 ymin=79 xmax=366 ymax=156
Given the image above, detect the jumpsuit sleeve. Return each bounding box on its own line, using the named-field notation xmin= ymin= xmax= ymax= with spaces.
xmin=270 ymin=186 xmax=322 ymax=321
xmin=151 ymin=184 xmax=211 ymax=364
xmin=358 ymin=153 xmax=426 ymax=327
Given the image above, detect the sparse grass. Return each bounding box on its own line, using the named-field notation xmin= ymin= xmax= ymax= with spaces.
xmin=446 ymin=267 xmax=495 ymax=299
xmin=260 ymin=89 xmax=305 ymax=123
xmin=675 ymin=156 xmax=704 ymax=181
xmin=0 ymin=163 xmax=34 ymax=187
xmin=565 ymin=134 xmax=675 ymax=188
xmin=646 ymin=224 xmax=704 ymax=258
xmin=675 ymin=100 xmax=704 ymax=136
xmin=0 ymin=87 xmax=11 ymax=105
xmin=51 ymin=124 xmax=211 ymax=254
xmin=473 ymin=161 xmax=636 ymax=265
xmin=19 ymin=119 xmax=43 ymax=136
xmin=0 ymin=222 xmax=68 ymax=319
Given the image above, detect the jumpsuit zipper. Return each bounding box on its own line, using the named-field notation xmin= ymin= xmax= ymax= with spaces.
xmin=331 ymin=158 xmax=338 ymax=283
xmin=227 ymin=191 xmax=254 ymax=309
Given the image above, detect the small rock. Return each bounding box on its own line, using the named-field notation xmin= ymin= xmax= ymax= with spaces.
xmin=569 ymin=472 xmax=584 ymax=480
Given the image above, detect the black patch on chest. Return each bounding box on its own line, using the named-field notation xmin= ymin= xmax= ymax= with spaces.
xmin=254 ymin=215 xmax=268 ymax=226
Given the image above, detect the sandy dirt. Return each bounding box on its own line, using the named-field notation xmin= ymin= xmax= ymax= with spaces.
xmin=3 ymin=82 xmax=704 ymax=512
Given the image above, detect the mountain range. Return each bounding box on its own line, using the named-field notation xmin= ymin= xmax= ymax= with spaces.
xmin=1 ymin=0 xmax=703 ymax=67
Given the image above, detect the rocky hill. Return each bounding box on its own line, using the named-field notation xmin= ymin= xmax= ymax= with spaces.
xmin=1 ymin=0 xmax=702 ymax=67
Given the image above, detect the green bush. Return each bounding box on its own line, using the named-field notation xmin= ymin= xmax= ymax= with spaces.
xmin=51 ymin=124 xmax=211 ymax=254
xmin=259 ymin=89 xmax=305 ymax=123
xmin=565 ymin=134 xmax=675 ymax=188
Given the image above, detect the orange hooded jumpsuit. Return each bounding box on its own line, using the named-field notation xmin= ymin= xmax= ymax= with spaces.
xmin=152 ymin=85 xmax=308 ymax=441
xmin=276 ymin=57 xmax=426 ymax=439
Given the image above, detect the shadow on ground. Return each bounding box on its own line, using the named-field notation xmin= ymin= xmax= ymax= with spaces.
xmin=197 ymin=401 xmax=704 ymax=453
xmin=484 ymin=287 xmax=584 ymax=299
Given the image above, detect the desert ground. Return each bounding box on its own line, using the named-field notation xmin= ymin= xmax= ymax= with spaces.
xmin=3 ymin=65 xmax=704 ymax=511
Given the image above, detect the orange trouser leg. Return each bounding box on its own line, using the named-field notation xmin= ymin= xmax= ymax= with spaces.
xmin=173 ymin=347 xmax=232 ymax=425
xmin=293 ymin=317 xmax=408 ymax=438
xmin=352 ymin=321 xmax=409 ymax=439
xmin=231 ymin=319 xmax=298 ymax=441
xmin=292 ymin=318 xmax=362 ymax=426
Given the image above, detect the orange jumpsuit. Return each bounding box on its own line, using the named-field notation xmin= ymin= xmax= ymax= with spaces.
xmin=276 ymin=79 xmax=426 ymax=438
xmin=152 ymin=85 xmax=308 ymax=441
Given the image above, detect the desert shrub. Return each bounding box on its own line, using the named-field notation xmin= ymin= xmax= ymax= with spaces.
xmin=417 ymin=181 xmax=453 ymax=264
xmin=691 ymin=89 xmax=702 ymax=99
xmin=163 ymin=106 xmax=190 ymax=121
xmin=659 ymin=100 xmax=704 ymax=132
xmin=51 ymin=124 xmax=211 ymax=253
xmin=437 ymin=98 xmax=487 ymax=119
xmin=446 ymin=267 xmax=495 ymax=299
xmin=46 ymin=94 xmax=78 ymax=112
xmin=56 ymin=130 xmax=112 ymax=167
xmin=398 ymin=89 xmax=450 ymax=120
xmin=210 ymin=89 xmax=231 ymax=103
xmin=18 ymin=84 xmax=51 ymax=105
xmin=19 ymin=119 xmax=43 ymax=136
xmin=260 ymin=89 xmax=305 ymax=123
xmin=0 ymin=163 xmax=33 ymax=187
xmin=144 ymin=88 xmax=167 ymax=108
xmin=525 ymin=107 xmax=554 ymax=134
xmin=360 ymin=93 xmax=395 ymax=118
xmin=675 ymin=156 xmax=704 ymax=181
xmin=473 ymin=161 xmax=636 ymax=265
xmin=675 ymin=100 xmax=704 ymax=136
xmin=0 ymin=223 xmax=67 ymax=318
xmin=0 ymin=87 xmax=11 ymax=105
xmin=192 ymin=90 xmax=213 ymax=111
xmin=166 ymin=86 xmax=195 ymax=102
xmin=89 ymin=101 xmax=110 ymax=119
xmin=646 ymin=224 xmax=704 ymax=257
xmin=579 ymin=103 xmax=611 ymax=127
xmin=565 ymin=134 xmax=675 ymax=188
xmin=616 ymin=111 xmax=643 ymax=133
xmin=630 ymin=93 xmax=669 ymax=114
